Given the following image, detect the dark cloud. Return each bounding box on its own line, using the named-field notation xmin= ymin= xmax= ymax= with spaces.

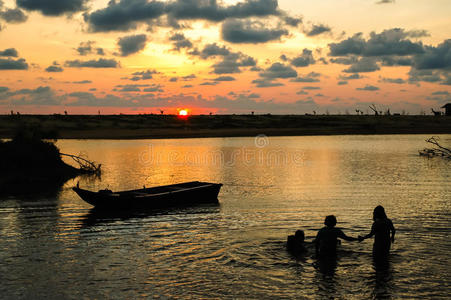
xmin=212 ymin=53 xmax=256 ymax=74
xmin=45 ymin=65 xmax=63 ymax=72
xmin=302 ymin=86 xmax=321 ymax=90
xmin=252 ymin=78 xmax=284 ymax=87
xmin=0 ymin=48 xmax=18 ymax=57
xmin=376 ymin=0 xmax=395 ymax=4
xmin=196 ymin=43 xmax=230 ymax=59
xmin=9 ymin=86 xmax=62 ymax=105
xmin=117 ymin=34 xmax=147 ymax=56
xmin=72 ymin=80 xmax=92 ymax=84
xmin=330 ymin=56 xmax=358 ymax=65
xmin=17 ymin=0 xmax=88 ymax=16
xmin=413 ymin=39 xmax=451 ymax=70
xmin=329 ymin=29 xmax=424 ymax=57
xmin=431 ymin=91 xmax=449 ymax=96
xmin=67 ymin=92 xmax=126 ymax=107
xmin=199 ymin=81 xmax=219 ymax=86
xmin=305 ymin=24 xmax=331 ymax=37
xmin=0 ymin=57 xmax=28 ymax=70
xmin=182 ymin=84 xmax=193 ymax=88
xmin=169 ymin=33 xmax=193 ymax=51
xmin=343 ymin=57 xmax=380 ymax=73
xmin=167 ymin=0 xmax=280 ymax=22
xmin=291 ymin=49 xmax=315 ymax=67
xmin=129 ymin=69 xmax=157 ymax=81
xmin=290 ymin=72 xmax=321 ymax=82
xmin=65 ymin=58 xmax=119 ymax=68
xmin=356 ymin=85 xmax=380 ymax=91
xmin=283 ymin=15 xmax=302 ymax=27
xmin=337 ymin=81 xmax=348 ymax=85
xmin=213 ymin=76 xmax=236 ymax=81
xmin=381 ymin=77 xmax=406 ymax=84
xmin=339 ymin=73 xmax=362 ymax=80
xmin=221 ymin=19 xmax=288 ymax=44
xmin=76 ymin=41 xmax=104 ymax=56
xmin=85 ymin=0 xmax=280 ymax=32
xmin=143 ymin=84 xmax=163 ymax=92
xmin=84 ymin=0 xmax=166 ymax=32
xmin=260 ymin=62 xmax=297 ymax=79
xmin=0 ymin=7 xmax=28 ymax=23
xmin=380 ymin=56 xmax=413 ymax=66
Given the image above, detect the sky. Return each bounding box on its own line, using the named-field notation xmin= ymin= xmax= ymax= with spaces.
xmin=0 ymin=0 xmax=450 ymax=115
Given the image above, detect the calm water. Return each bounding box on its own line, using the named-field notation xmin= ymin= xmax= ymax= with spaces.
xmin=1 ymin=135 xmax=450 ymax=299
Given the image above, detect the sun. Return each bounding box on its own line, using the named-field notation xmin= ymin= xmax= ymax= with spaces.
xmin=178 ymin=109 xmax=188 ymax=116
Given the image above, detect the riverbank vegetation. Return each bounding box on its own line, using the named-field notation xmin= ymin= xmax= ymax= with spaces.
xmin=0 ymin=114 xmax=450 ymax=139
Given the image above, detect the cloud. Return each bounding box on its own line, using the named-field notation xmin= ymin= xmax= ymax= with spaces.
xmin=304 ymin=24 xmax=331 ymax=37
xmin=413 ymin=39 xmax=451 ymax=70
xmin=376 ymin=0 xmax=395 ymax=4
xmin=196 ymin=43 xmax=231 ymax=59
xmin=221 ymin=19 xmax=288 ymax=43
xmin=0 ymin=48 xmax=18 ymax=57
xmin=260 ymin=62 xmax=297 ymax=79
xmin=381 ymin=77 xmax=406 ymax=84
xmin=252 ymin=78 xmax=284 ymax=87
xmin=343 ymin=57 xmax=380 ymax=73
xmin=283 ymin=15 xmax=302 ymax=27
xmin=356 ymin=85 xmax=380 ymax=91
xmin=166 ymin=0 xmax=280 ymax=22
xmin=9 ymin=86 xmax=62 ymax=105
xmin=213 ymin=76 xmax=236 ymax=81
xmin=65 ymin=58 xmax=119 ymax=68
xmin=290 ymin=72 xmax=321 ymax=82
xmin=129 ymin=69 xmax=158 ymax=81
xmin=72 ymin=80 xmax=92 ymax=84
xmin=84 ymin=0 xmax=166 ymax=32
xmin=291 ymin=49 xmax=315 ymax=67
xmin=75 ymin=41 xmax=104 ymax=56
xmin=169 ymin=33 xmax=193 ymax=51
xmin=329 ymin=28 xmax=424 ymax=57
xmin=45 ymin=65 xmax=63 ymax=72
xmin=143 ymin=84 xmax=163 ymax=92
xmin=0 ymin=7 xmax=28 ymax=23
xmin=431 ymin=91 xmax=449 ymax=96
xmin=302 ymin=86 xmax=321 ymax=90
xmin=67 ymin=92 xmax=128 ymax=107
xmin=337 ymin=81 xmax=348 ymax=85
xmin=0 ymin=58 xmax=28 ymax=70
xmin=85 ymin=0 xmax=280 ymax=32
xmin=199 ymin=82 xmax=218 ymax=86
xmin=117 ymin=34 xmax=147 ymax=56
xmin=339 ymin=73 xmax=362 ymax=80
xmin=17 ymin=0 xmax=88 ymax=16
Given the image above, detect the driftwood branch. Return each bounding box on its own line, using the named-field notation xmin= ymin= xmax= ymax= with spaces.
xmin=419 ymin=137 xmax=451 ymax=159
xmin=61 ymin=153 xmax=102 ymax=173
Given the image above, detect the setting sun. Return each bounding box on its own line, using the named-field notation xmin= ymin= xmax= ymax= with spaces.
xmin=178 ymin=109 xmax=188 ymax=116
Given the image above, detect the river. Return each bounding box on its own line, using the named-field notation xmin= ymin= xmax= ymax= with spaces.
xmin=1 ymin=135 xmax=450 ymax=299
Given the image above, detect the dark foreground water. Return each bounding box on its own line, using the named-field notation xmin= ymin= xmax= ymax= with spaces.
xmin=1 ymin=135 xmax=450 ymax=299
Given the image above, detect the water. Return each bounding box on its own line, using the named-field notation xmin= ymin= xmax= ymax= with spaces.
xmin=1 ymin=135 xmax=450 ymax=299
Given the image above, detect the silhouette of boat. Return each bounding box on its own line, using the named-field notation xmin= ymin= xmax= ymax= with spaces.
xmin=73 ymin=181 xmax=222 ymax=209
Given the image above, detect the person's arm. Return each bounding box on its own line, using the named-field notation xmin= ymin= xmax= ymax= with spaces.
xmin=389 ymin=219 xmax=396 ymax=243
xmin=337 ymin=229 xmax=358 ymax=241
xmin=361 ymin=223 xmax=376 ymax=241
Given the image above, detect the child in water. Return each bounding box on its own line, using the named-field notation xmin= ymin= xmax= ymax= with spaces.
xmin=287 ymin=229 xmax=307 ymax=255
xmin=315 ymin=215 xmax=358 ymax=258
xmin=359 ymin=205 xmax=396 ymax=258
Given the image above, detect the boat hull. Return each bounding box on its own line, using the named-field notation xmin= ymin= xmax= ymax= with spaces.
xmin=73 ymin=181 xmax=222 ymax=210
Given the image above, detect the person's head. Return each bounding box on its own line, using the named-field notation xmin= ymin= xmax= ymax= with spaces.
xmin=324 ymin=215 xmax=337 ymax=227
xmin=295 ymin=230 xmax=305 ymax=242
xmin=373 ymin=205 xmax=387 ymax=221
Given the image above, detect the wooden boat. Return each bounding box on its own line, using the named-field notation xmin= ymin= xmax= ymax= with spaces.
xmin=72 ymin=181 xmax=222 ymax=209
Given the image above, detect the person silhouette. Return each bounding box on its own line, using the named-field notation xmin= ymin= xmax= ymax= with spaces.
xmin=287 ymin=230 xmax=307 ymax=256
xmin=359 ymin=205 xmax=396 ymax=259
xmin=314 ymin=215 xmax=358 ymax=258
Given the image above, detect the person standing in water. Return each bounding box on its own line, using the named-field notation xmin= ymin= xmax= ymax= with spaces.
xmin=359 ymin=205 xmax=396 ymax=259
xmin=315 ymin=215 xmax=359 ymax=258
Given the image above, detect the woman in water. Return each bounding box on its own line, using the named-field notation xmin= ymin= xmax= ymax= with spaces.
xmin=359 ymin=205 xmax=396 ymax=259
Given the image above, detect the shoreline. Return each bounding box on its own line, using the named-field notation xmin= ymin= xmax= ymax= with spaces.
xmin=1 ymin=114 xmax=450 ymax=139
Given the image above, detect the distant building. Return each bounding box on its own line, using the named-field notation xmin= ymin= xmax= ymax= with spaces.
xmin=442 ymin=103 xmax=451 ymax=116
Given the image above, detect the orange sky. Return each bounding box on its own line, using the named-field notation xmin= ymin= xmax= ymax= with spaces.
xmin=0 ymin=0 xmax=450 ymax=114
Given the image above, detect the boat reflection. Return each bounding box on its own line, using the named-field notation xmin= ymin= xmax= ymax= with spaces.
xmin=80 ymin=202 xmax=220 ymax=228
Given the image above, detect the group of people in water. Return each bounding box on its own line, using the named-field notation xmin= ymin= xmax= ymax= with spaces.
xmin=287 ymin=205 xmax=396 ymax=261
